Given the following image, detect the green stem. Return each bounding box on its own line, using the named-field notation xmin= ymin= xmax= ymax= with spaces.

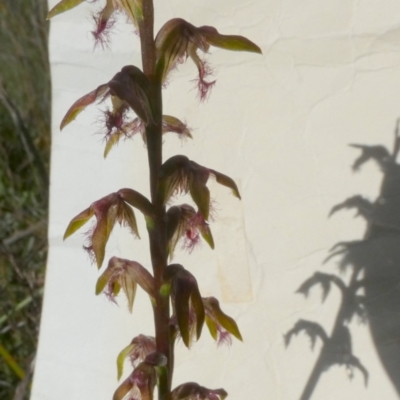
xmin=140 ymin=1 xmax=172 ymax=399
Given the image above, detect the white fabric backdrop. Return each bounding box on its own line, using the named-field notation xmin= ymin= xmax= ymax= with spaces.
xmin=32 ymin=1 xmax=400 ymax=399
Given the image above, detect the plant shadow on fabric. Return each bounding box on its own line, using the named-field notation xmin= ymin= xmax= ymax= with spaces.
xmin=285 ymin=119 xmax=400 ymax=400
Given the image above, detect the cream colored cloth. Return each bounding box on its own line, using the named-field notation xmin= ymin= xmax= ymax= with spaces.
xmin=32 ymin=1 xmax=400 ymax=399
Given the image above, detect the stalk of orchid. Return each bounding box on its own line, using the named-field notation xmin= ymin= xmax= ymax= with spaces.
xmin=47 ymin=1 xmax=261 ymax=399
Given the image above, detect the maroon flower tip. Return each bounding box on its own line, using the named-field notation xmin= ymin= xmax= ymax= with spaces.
xmin=194 ymin=59 xmax=216 ymax=101
xmin=183 ymin=227 xmax=201 ymax=253
xmin=216 ymin=327 xmax=232 ymax=347
xmin=83 ymin=222 xmax=97 ymax=265
xmin=181 ymin=212 xmax=209 ymax=253
xmin=102 ymin=109 xmax=125 ymax=136
xmin=91 ymin=12 xmax=116 ymax=50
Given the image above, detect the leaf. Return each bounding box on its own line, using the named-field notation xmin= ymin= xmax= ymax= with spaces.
xmin=191 ymin=288 xmax=205 ymax=340
xmin=91 ymin=210 xmax=115 ymax=268
xmin=63 ymin=207 xmax=93 ymax=240
xmin=116 ymin=343 xmax=135 ymax=380
xmin=165 ymin=206 xmax=184 ymax=258
xmin=174 ymin=278 xmax=192 ymax=347
xmin=120 ymin=272 xmax=138 ymax=313
xmin=199 ymin=26 xmax=262 ymax=54
xmin=189 ymin=178 xmax=210 ymax=221
xmin=162 ymin=115 xmax=192 ymax=139
xmin=96 ymin=264 xmax=115 ymax=295
xmin=159 ymin=155 xmax=191 ymax=203
xmin=198 ymin=222 xmax=214 ymax=249
xmin=118 ymin=188 xmax=154 ymax=217
xmin=113 ymin=376 xmax=132 ymax=400
xmin=108 ymin=66 xmax=154 ymax=125
xmin=205 ymin=315 xmax=218 ymax=341
xmin=119 ymin=203 xmax=140 ymax=239
xmin=203 ymin=297 xmax=242 ymax=341
xmin=214 ymin=308 xmax=242 ymax=341
xmin=104 ymin=130 xmax=125 ymax=158
xmin=155 ymin=19 xmax=194 ymax=82
xmin=124 ymin=260 xmax=155 ymax=297
xmin=47 ymin=0 xmax=85 ymax=19
xmin=116 ymin=0 xmax=143 ymax=27
xmin=60 ymin=84 xmax=109 ymax=130
xmin=166 ymin=264 xmax=204 ymax=347
xmin=209 ymin=169 xmax=241 ymax=199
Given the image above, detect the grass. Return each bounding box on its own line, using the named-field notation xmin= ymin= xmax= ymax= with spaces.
xmin=0 ymin=1 xmax=50 ymax=399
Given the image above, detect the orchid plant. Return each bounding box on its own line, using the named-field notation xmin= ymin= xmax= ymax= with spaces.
xmin=47 ymin=1 xmax=261 ymax=399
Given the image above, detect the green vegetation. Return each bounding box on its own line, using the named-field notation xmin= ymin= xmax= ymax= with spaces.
xmin=0 ymin=1 xmax=49 ymax=399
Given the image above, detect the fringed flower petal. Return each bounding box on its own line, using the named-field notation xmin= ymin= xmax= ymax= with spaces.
xmin=63 ymin=189 xmax=153 ymax=268
xmin=166 ymin=204 xmax=214 ymax=258
xmin=159 ymin=155 xmax=240 ymax=220
xmin=155 ymin=18 xmax=261 ymax=99
xmin=96 ymin=257 xmax=155 ymax=311
xmin=117 ymin=335 xmax=156 ymax=380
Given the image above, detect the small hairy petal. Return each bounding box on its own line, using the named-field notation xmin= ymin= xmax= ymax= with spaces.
xmin=216 ymin=327 xmax=232 ymax=347
xmin=103 ymin=114 xmax=144 ymax=158
xmin=188 ymin=44 xmax=215 ymax=101
xmin=92 ymin=0 xmax=116 ymax=49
